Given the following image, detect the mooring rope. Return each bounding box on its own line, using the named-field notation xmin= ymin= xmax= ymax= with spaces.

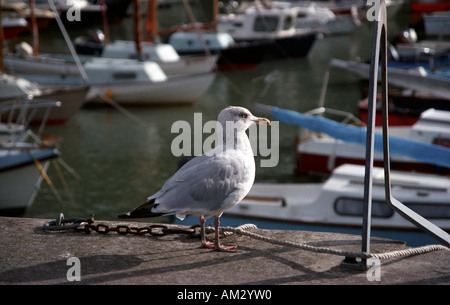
xmin=207 ymin=225 xmax=450 ymax=260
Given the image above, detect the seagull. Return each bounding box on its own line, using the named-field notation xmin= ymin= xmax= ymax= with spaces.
xmin=118 ymin=106 xmax=270 ymax=252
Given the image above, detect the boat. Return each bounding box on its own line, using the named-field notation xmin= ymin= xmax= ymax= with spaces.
xmin=83 ymin=58 xmax=215 ymax=105
xmin=0 ymin=99 xmax=60 ymax=216
xmin=358 ymin=90 xmax=450 ymax=126
xmin=273 ymin=1 xmax=357 ymax=35
xmin=0 ymin=145 xmax=59 ymax=216
xmin=6 ymin=44 xmax=214 ymax=106
xmin=168 ymin=31 xmax=270 ymax=70
xmin=0 ymin=73 xmax=88 ymax=125
xmin=224 ymin=164 xmax=450 ymax=245
xmin=1 ymin=17 xmax=28 ymax=39
xmin=294 ymin=107 xmax=450 ymax=175
xmin=423 ymin=11 xmax=450 ymax=37
xmin=330 ymin=58 xmax=450 ymax=100
xmin=1 ymin=1 xmax=54 ymax=31
xmin=74 ymin=0 xmax=217 ymax=76
xmin=388 ymin=36 xmax=450 ymax=70
xmin=159 ymin=0 xmax=270 ymax=70
xmin=217 ymin=2 xmax=317 ymax=58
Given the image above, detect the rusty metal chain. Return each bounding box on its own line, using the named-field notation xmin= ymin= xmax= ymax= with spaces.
xmin=43 ymin=213 xmax=199 ymax=237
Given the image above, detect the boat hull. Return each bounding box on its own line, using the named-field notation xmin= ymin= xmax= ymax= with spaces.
xmin=0 ymin=149 xmax=58 ymax=216
xmin=410 ymin=1 xmax=450 ymax=12
xmin=158 ymin=55 xmax=217 ymax=75
xmin=4 ymin=55 xmax=81 ymax=77
xmin=423 ymin=12 xmax=450 ymax=36
xmin=295 ymin=150 xmax=450 ymax=175
xmin=234 ymin=33 xmax=317 ymax=58
xmin=34 ymin=85 xmax=89 ymax=124
xmin=175 ymin=40 xmax=270 ymax=70
xmin=86 ymin=72 xmax=215 ymax=105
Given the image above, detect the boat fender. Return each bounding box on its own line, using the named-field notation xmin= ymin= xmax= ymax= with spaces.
xmin=105 ymin=90 xmax=114 ymax=99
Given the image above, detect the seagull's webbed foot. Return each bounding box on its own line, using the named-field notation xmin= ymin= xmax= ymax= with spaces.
xmin=199 ymin=215 xmax=238 ymax=253
xmin=214 ymin=243 xmax=237 ymax=253
xmin=201 ymin=238 xmax=237 ymax=252
xmin=201 ymin=240 xmax=215 ymax=249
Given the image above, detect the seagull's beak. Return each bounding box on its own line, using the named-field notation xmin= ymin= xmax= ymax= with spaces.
xmin=253 ymin=117 xmax=271 ymax=126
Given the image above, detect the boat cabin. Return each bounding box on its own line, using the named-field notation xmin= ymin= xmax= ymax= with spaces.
xmin=83 ymin=58 xmax=167 ymax=85
xmin=102 ymin=40 xmax=180 ymax=63
xmin=409 ymin=108 xmax=450 ymax=146
xmin=218 ymin=5 xmax=299 ymax=40
xmin=169 ymin=32 xmax=235 ymax=53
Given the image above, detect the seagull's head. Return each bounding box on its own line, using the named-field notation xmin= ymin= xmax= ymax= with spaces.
xmin=218 ymin=106 xmax=270 ymax=132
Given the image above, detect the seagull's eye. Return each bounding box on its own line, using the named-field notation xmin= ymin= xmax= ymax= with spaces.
xmin=240 ymin=113 xmax=248 ymax=119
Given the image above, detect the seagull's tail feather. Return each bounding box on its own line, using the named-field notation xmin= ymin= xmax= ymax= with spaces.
xmin=118 ymin=199 xmax=164 ymax=219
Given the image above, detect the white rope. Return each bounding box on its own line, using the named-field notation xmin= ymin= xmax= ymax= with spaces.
xmin=207 ymin=225 xmax=450 ymax=260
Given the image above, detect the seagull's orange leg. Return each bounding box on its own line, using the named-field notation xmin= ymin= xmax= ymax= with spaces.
xmin=213 ymin=216 xmax=237 ymax=253
xmin=200 ymin=215 xmax=214 ymax=249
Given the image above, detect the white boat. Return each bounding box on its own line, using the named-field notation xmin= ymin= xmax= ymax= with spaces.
xmin=7 ymin=40 xmax=215 ymax=78
xmin=273 ymin=1 xmax=357 ymax=35
xmin=84 ymin=58 xmax=215 ymax=105
xmin=295 ymin=108 xmax=450 ymax=175
xmin=217 ymin=2 xmax=317 ymax=58
xmin=226 ymin=164 xmax=450 ymax=232
xmin=423 ymin=11 xmax=450 ymax=37
xmin=6 ymin=52 xmax=214 ymax=105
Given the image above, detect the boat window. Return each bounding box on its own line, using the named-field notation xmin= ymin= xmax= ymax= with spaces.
xmin=406 ymin=203 xmax=450 ymax=219
xmin=233 ymin=22 xmax=243 ymax=27
xmin=282 ymin=15 xmax=294 ymax=30
xmin=334 ymin=198 xmax=393 ymax=218
xmin=113 ymin=72 xmax=137 ymax=80
xmin=253 ymin=16 xmax=279 ymax=32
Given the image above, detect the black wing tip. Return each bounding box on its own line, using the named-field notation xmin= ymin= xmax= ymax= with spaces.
xmin=118 ymin=212 xmax=132 ymax=219
xmin=117 ymin=200 xmax=163 ymax=219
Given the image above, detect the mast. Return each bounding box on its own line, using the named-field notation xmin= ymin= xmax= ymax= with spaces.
xmin=212 ymin=0 xmax=218 ymax=32
xmin=100 ymin=0 xmax=110 ymax=45
xmin=132 ymin=0 xmax=142 ymax=59
xmin=146 ymin=0 xmax=157 ymax=43
xmin=30 ymin=0 xmax=39 ymax=56
xmin=0 ymin=1 xmax=4 ymax=73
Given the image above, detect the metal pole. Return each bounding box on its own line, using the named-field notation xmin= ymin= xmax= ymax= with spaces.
xmin=342 ymin=0 xmax=386 ymax=270
xmin=47 ymin=0 xmax=89 ymax=83
xmin=361 ymin=2 xmax=386 ymax=265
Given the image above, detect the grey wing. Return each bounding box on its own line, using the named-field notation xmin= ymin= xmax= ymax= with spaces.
xmin=149 ymin=154 xmax=247 ymax=216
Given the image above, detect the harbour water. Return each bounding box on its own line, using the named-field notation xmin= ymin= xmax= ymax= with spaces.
xmin=12 ymin=3 xmax=435 ymax=245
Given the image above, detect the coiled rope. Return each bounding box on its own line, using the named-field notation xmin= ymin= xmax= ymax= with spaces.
xmin=207 ymin=224 xmax=449 ymax=260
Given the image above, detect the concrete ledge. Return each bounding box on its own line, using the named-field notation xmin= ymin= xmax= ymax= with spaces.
xmin=0 ymin=216 xmax=449 ymax=285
